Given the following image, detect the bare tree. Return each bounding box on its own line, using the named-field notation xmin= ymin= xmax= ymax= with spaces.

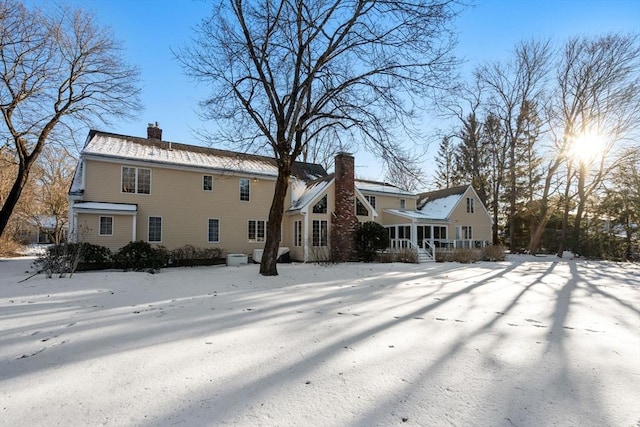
xmin=0 ymin=1 xmax=142 ymax=236
xmin=555 ymin=34 xmax=640 ymax=256
xmin=178 ymin=0 xmax=461 ymax=275
xmin=32 ymin=146 xmax=75 ymax=244
xmin=477 ymin=39 xmax=553 ymax=252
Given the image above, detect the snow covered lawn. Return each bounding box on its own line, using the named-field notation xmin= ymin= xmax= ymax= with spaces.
xmin=1 ymin=256 xmax=638 ymax=426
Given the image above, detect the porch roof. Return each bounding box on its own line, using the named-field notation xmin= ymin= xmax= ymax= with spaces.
xmin=72 ymin=202 xmax=138 ymax=214
xmin=384 ymin=209 xmax=450 ymax=222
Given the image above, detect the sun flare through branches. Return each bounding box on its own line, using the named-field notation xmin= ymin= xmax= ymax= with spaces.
xmin=569 ymin=131 xmax=606 ymax=165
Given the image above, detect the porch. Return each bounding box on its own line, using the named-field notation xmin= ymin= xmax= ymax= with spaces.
xmin=388 ymin=238 xmax=489 ymax=263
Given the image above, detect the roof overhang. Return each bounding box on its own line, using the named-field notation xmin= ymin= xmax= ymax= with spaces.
xmin=72 ymin=202 xmax=137 ymax=215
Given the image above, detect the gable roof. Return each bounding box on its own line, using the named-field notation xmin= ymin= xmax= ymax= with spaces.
xmin=355 ymin=179 xmax=415 ymax=197
xmin=288 ymin=174 xmax=334 ymax=212
xmin=80 ymin=130 xmax=327 ymax=181
xmin=416 ymin=185 xmax=469 ymax=220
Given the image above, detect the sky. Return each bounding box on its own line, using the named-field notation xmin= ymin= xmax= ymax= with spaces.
xmin=31 ymin=0 xmax=640 ymax=182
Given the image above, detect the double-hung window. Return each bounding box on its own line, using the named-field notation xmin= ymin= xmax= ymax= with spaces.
xmin=467 ymin=197 xmax=475 ymax=213
xmin=294 ymin=220 xmax=302 ymax=247
xmin=203 ymin=175 xmax=213 ymax=192
xmin=240 ymin=179 xmax=250 ymax=201
xmin=248 ymin=220 xmax=266 ymax=242
xmin=462 ymin=226 xmax=473 ymax=240
xmin=208 ymin=219 xmax=220 ymax=243
xmin=148 ymin=216 xmax=162 ymax=242
xmin=312 ymin=220 xmax=328 ymax=247
xmin=122 ymin=167 xmax=151 ymax=194
xmin=365 ymin=195 xmax=376 ymax=209
xmin=99 ymin=216 xmax=113 ymax=236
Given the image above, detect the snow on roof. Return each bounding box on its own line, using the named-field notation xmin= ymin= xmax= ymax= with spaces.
xmin=355 ymin=179 xmax=414 ymax=196
xmin=288 ymin=175 xmax=334 ymax=212
xmin=72 ymin=202 xmax=137 ymax=212
xmin=81 ymin=131 xmax=326 ymax=181
xmin=384 ymin=209 xmax=450 ymax=222
xmin=417 ymin=193 xmax=461 ymax=220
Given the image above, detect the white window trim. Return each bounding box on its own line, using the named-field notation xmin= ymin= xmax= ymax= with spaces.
xmin=294 ymin=220 xmax=302 ymax=247
xmin=208 ymin=218 xmax=220 ymax=243
xmin=400 ymin=199 xmax=406 ymax=209
xmin=148 ymin=216 xmax=163 ymax=243
xmin=312 ymin=219 xmax=329 ymax=247
xmin=121 ymin=166 xmax=152 ymax=195
xmin=99 ymin=216 xmax=113 ymax=236
xmin=467 ymin=197 xmax=475 ymax=214
xmin=247 ymin=219 xmax=266 ymax=243
xmin=203 ymin=175 xmax=214 ymax=192
xmin=240 ymin=178 xmax=250 ymax=202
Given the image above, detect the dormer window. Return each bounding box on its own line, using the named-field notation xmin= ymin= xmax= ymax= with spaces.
xmin=313 ymin=195 xmax=327 ymax=213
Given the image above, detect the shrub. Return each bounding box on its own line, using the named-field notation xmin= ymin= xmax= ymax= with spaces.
xmin=77 ymin=242 xmax=112 ymax=264
xmin=436 ymin=248 xmax=481 ymax=263
xmin=113 ymin=241 xmax=168 ymax=272
xmin=0 ymin=235 xmax=23 ymax=257
xmin=356 ymin=222 xmax=390 ymax=262
xmin=481 ymin=244 xmax=507 ymax=261
xmin=34 ymin=242 xmax=113 ymax=277
xmin=171 ymin=245 xmax=224 ymax=261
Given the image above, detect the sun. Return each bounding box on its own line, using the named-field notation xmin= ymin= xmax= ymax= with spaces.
xmin=569 ymin=131 xmax=606 ymax=164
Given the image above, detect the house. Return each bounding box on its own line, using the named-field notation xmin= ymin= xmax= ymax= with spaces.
xmin=17 ymin=215 xmax=67 ymax=245
xmin=68 ymin=124 xmax=491 ymax=262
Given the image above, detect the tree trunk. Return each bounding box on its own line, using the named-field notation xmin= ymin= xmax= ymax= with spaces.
xmin=0 ymin=163 xmax=31 ymax=237
xmin=557 ymin=165 xmax=573 ymax=257
xmin=259 ymin=162 xmax=292 ymax=276
xmin=509 ymin=139 xmax=517 ymax=253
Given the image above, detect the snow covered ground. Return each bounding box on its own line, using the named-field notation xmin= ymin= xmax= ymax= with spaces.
xmin=1 ymin=256 xmax=638 ymax=426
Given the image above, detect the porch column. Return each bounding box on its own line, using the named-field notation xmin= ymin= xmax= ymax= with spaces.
xmin=132 ymin=213 xmax=137 ymax=242
xmin=411 ymin=221 xmax=418 ymax=248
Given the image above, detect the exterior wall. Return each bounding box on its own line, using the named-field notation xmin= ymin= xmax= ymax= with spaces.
xmin=80 ymin=159 xmax=280 ymax=253
xmin=77 ymin=213 xmax=134 ymax=251
xmin=358 ymin=191 xmax=416 ymax=224
xmin=446 ymin=188 xmax=492 ymax=242
xmin=306 ymin=187 xmax=334 ymax=262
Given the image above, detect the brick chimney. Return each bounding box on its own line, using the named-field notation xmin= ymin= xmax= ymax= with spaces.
xmin=147 ymin=122 xmax=162 ymax=140
xmin=331 ymin=152 xmax=358 ymax=262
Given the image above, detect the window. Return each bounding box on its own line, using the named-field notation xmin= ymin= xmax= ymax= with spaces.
xmin=433 ymin=226 xmax=447 ymax=239
xmin=400 ymin=199 xmax=406 ymax=209
xmin=312 ymin=220 xmax=328 ymax=246
xmin=467 ymin=197 xmax=475 ymax=213
xmin=240 ymin=178 xmax=250 ymax=201
xmin=356 ymin=198 xmax=368 ymax=216
xmin=148 ymin=216 xmax=162 ymax=242
xmin=365 ymin=195 xmax=376 ymax=209
xmin=122 ymin=167 xmax=151 ymax=194
xmin=99 ymin=216 xmax=113 ymax=236
xmin=208 ymin=219 xmax=220 ymax=242
xmin=294 ymin=220 xmax=302 ymax=247
xmin=203 ymin=175 xmax=213 ymax=192
xmin=462 ymin=226 xmax=473 ymax=240
xmin=312 ymin=195 xmax=327 ymax=213
xmin=398 ymin=225 xmax=411 ymax=239
xmin=248 ymin=220 xmax=266 ymax=242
